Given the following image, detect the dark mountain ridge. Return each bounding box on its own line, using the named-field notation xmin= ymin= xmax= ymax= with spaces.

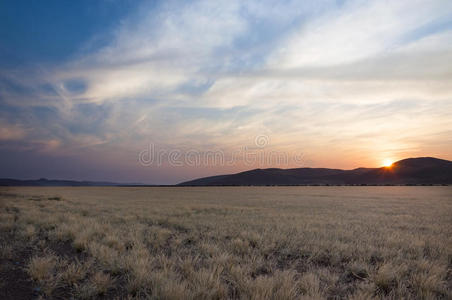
xmin=0 ymin=178 xmax=120 ymax=187
xmin=179 ymin=157 xmax=452 ymax=186
xmin=2 ymin=157 xmax=450 ymax=186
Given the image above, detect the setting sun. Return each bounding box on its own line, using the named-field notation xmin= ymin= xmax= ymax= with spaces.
xmin=383 ymin=159 xmax=393 ymax=167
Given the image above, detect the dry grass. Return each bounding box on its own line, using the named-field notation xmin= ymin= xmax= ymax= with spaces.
xmin=91 ymin=271 xmax=115 ymax=295
xmin=27 ymin=253 xmax=61 ymax=296
xmin=61 ymin=259 xmax=90 ymax=285
xmin=1 ymin=186 xmax=451 ymax=299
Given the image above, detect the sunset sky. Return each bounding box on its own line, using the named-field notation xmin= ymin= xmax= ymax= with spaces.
xmin=1 ymin=0 xmax=452 ymax=184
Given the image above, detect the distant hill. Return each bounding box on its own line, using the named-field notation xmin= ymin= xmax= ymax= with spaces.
xmin=0 ymin=178 xmax=121 ymax=187
xmin=178 ymin=157 xmax=452 ymax=186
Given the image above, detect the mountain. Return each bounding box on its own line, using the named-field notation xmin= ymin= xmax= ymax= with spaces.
xmin=0 ymin=178 xmax=120 ymax=187
xmin=178 ymin=157 xmax=452 ymax=186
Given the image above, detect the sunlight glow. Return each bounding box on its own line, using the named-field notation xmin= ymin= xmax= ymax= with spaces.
xmin=382 ymin=159 xmax=393 ymax=167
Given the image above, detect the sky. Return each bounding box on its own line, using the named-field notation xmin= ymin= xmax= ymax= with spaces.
xmin=0 ymin=0 xmax=451 ymax=184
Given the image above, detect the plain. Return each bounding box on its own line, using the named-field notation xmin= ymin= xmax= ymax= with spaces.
xmin=0 ymin=186 xmax=451 ymax=299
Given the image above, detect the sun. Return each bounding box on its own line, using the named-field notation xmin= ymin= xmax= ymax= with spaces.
xmin=382 ymin=159 xmax=393 ymax=167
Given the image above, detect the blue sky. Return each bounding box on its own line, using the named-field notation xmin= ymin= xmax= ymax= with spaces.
xmin=0 ymin=0 xmax=142 ymax=66
xmin=1 ymin=0 xmax=452 ymax=184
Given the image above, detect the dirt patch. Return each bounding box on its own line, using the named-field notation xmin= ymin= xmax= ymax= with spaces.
xmin=0 ymin=258 xmax=37 ymax=300
xmin=0 ymin=231 xmax=37 ymax=300
xmin=0 ymin=230 xmax=127 ymax=300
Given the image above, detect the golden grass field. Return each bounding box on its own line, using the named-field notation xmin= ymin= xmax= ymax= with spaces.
xmin=1 ymin=186 xmax=451 ymax=299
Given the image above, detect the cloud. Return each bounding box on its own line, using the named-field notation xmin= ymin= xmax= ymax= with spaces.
xmin=268 ymin=0 xmax=452 ymax=68
xmin=0 ymin=122 xmax=26 ymax=141
xmin=49 ymin=0 xmax=247 ymax=104
xmin=1 ymin=0 xmax=452 ymax=182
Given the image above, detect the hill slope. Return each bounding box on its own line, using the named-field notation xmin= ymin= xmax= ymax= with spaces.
xmin=178 ymin=157 xmax=452 ymax=185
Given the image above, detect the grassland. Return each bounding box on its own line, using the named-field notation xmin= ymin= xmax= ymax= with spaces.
xmin=0 ymin=186 xmax=451 ymax=299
